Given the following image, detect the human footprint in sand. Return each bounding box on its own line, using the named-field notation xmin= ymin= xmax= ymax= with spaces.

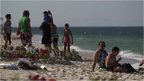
xmin=92 ymin=41 xmax=108 ymax=71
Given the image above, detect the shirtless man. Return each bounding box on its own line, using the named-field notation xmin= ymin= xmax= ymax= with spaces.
xmin=105 ymin=47 xmax=127 ymax=72
xmin=62 ymin=23 xmax=73 ymax=52
xmin=92 ymin=41 xmax=108 ymax=71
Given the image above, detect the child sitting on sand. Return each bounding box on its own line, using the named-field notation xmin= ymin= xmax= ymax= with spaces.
xmin=62 ymin=23 xmax=73 ymax=52
xmin=105 ymin=47 xmax=126 ymax=72
xmin=105 ymin=47 xmax=136 ymax=73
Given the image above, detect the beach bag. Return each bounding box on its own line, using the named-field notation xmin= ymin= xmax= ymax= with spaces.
xmin=122 ymin=63 xmax=136 ymax=73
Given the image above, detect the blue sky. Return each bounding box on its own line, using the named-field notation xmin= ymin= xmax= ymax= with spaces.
xmin=1 ymin=0 xmax=143 ymax=27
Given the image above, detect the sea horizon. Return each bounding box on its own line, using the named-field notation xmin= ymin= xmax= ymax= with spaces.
xmin=9 ymin=26 xmax=144 ymax=28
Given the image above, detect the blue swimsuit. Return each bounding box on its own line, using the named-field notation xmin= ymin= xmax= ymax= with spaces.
xmin=99 ymin=50 xmax=108 ymax=68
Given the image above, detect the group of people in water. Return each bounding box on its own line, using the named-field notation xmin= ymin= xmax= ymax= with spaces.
xmin=2 ymin=10 xmax=143 ymax=73
xmin=2 ymin=10 xmax=73 ymax=53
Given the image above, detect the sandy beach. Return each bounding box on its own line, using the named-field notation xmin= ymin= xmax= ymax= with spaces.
xmin=0 ymin=33 xmax=144 ymax=81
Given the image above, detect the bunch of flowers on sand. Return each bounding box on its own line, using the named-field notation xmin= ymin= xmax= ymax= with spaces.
xmin=0 ymin=45 xmax=82 ymax=62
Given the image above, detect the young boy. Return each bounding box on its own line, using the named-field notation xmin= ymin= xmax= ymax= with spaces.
xmin=105 ymin=47 xmax=121 ymax=69
xmin=62 ymin=23 xmax=73 ymax=52
xmin=4 ymin=14 xmax=12 ymax=46
xmin=105 ymin=47 xmax=127 ymax=72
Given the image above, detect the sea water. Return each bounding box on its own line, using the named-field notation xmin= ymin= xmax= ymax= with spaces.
xmin=12 ymin=27 xmax=143 ymax=65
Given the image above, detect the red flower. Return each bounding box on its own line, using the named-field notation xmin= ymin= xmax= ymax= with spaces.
xmin=40 ymin=77 xmax=46 ymax=81
xmin=32 ymin=75 xmax=40 ymax=80
xmin=49 ymin=79 xmax=56 ymax=81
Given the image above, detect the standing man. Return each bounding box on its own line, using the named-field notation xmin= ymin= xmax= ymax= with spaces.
xmin=18 ymin=10 xmax=32 ymax=47
xmin=92 ymin=41 xmax=108 ymax=71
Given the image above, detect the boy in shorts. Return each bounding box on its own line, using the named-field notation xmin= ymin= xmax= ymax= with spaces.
xmin=4 ymin=14 xmax=12 ymax=46
xmin=62 ymin=23 xmax=73 ymax=52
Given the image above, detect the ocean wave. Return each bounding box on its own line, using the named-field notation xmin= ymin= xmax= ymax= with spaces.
xmin=70 ymin=45 xmax=94 ymax=53
xmin=118 ymin=50 xmax=144 ymax=69
xmin=71 ymin=45 xmax=143 ymax=60
xmin=71 ymin=45 xmax=143 ymax=69
xmin=71 ymin=45 xmax=143 ymax=58
xmin=31 ymin=35 xmax=143 ymax=61
xmin=119 ymin=50 xmax=143 ymax=61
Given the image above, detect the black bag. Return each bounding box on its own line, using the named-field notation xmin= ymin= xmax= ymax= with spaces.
xmin=122 ymin=63 xmax=136 ymax=73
